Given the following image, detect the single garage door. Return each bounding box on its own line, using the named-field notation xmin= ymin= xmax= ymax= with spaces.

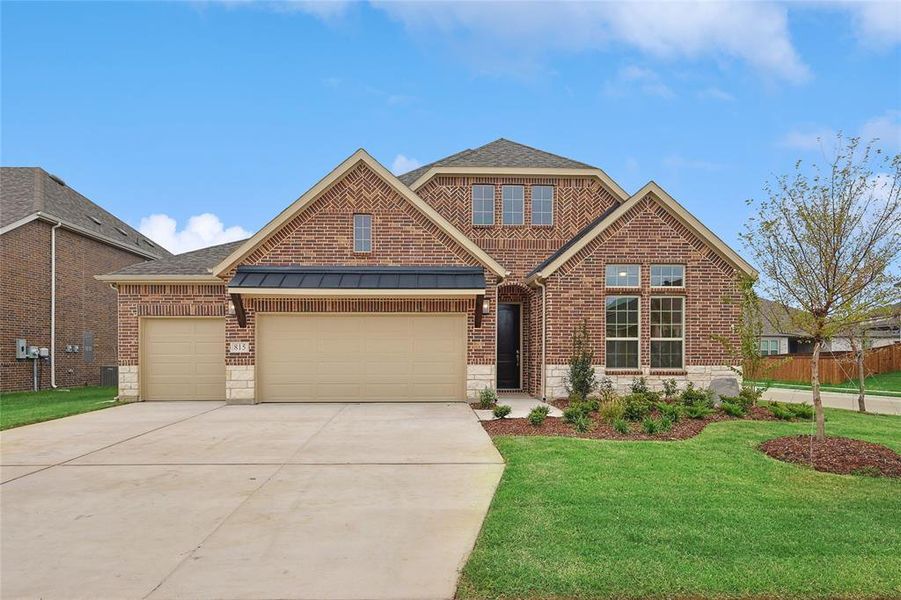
xmin=141 ymin=318 xmax=226 ymax=400
xmin=256 ymin=314 xmax=466 ymax=402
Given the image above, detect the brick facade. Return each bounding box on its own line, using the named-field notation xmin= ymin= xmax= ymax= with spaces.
xmin=1 ymin=220 xmax=151 ymax=391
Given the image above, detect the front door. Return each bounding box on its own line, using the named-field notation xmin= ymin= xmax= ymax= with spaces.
xmin=497 ymin=303 xmax=521 ymax=389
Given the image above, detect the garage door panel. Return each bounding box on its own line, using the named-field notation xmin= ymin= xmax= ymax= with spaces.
xmin=142 ymin=318 xmax=226 ymax=401
xmin=257 ymin=314 xmax=465 ymax=402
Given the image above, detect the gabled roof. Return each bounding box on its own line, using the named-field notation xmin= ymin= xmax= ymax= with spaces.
xmin=526 ymin=181 xmax=757 ymax=282
xmin=97 ymin=239 xmax=246 ymax=281
xmin=211 ymin=149 xmax=508 ymax=278
xmin=398 ymin=138 xmax=629 ymax=200
xmin=0 ymin=167 xmax=170 ymax=260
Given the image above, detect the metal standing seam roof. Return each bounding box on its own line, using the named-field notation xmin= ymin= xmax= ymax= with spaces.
xmin=228 ymin=266 xmax=486 ymax=290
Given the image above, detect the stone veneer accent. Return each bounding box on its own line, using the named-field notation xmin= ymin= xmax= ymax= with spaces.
xmin=118 ymin=365 xmax=139 ymax=400
xmin=545 ymin=364 xmax=741 ymax=400
xmin=226 ymin=365 xmax=256 ymax=404
xmin=467 ymin=364 xmax=496 ymax=400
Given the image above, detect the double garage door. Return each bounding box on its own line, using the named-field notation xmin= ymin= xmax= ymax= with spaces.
xmin=140 ymin=314 xmax=466 ymax=402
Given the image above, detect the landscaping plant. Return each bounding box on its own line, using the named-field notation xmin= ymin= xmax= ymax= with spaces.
xmin=720 ymin=399 xmax=746 ymax=417
xmin=565 ymin=319 xmax=597 ymax=400
xmin=622 ymin=394 xmax=652 ymax=421
xmin=679 ymin=383 xmax=713 ymax=408
xmin=597 ymin=377 xmax=616 ymax=402
xmin=630 ymin=376 xmax=650 ymax=395
xmin=612 ymin=417 xmax=630 ymax=434
xmin=478 ymin=387 xmax=498 ymax=409
xmin=683 ymin=404 xmax=714 ymax=419
xmin=655 ymin=402 xmax=683 ymax=423
xmin=598 ymin=399 xmax=625 ymax=424
xmin=662 ymin=378 xmax=679 ymax=399
xmin=527 ymin=405 xmax=550 ymax=426
xmin=570 ymin=413 xmax=593 ymax=433
xmin=641 ymin=416 xmax=661 ymax=434
xmin=493 ymin=404 xmax=512 ymax=419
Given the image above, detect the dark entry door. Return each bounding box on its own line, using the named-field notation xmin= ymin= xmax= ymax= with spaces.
xmin=497 ymin=303 xmax=521 ymax=389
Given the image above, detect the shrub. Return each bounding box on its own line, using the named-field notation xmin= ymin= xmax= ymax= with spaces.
xmin=656 ymin=402 xmax=683 ymax=423
xmin=613 ymin=417 xmax=630 ymax=434
xmin=642 ymin=417 xmax=661 ymax=434
xmin=597 ymin=377 xmax=617 ymax=402
xmin=738 ymin=386 xmax=761 ymax=409
xmin=527 ymin=405 xmax=550 ymax=426
xmin=565 ymin=320 xmax=597 ymax=400
xmin=622 ymin=394 xmax=652 ymax=421
xmin=684 ymin=404 xmax=713 ymax=419
xmin=680 ymin=383 xmax=714 ymax=409
xmin=662 ymin=378 xmax=679 ymax=399
xmin=493 ymin=404 xmax=512 ymax=419
xmin=562 ymin=405 xmax=584 ymax=424
xmin=788 ymin=403 xmax=814 ymax=419
xmin=659 ymin=416 xmax=674 ymax=432
xmin=478 ymin=387 xmax=498 ymax=409
xmin=630 ymin=377 xmax=650 ymax=395
xmin=767 ymin=402 xmax=795 ymax=420
xmin=720 ymin=400 xmax=746 ymax=417
xmin=570 ymin=413 xmax=593 ymax=433
xmin=598 ymin=399 xmax=625 ymax=424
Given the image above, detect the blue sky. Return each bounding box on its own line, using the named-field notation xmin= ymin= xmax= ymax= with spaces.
xmin=2 ymin=1 xmax=899 ymax=254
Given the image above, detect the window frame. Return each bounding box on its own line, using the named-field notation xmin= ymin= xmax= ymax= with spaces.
xmin=471 ymin=184 xmax=495 ymax=226
xmin=605 ymin=295 xmax=641 ymax=370
xmin=502 ymin=185 xmax=525 ymax=226
xmin=759 ymin=338 xmax=780 ymax=356
xmin=650 ymin=295 xmax=685 ymax=369
xmin=650 ymin=264 xmax=685 ymax=288
xmin=605 ymin=264 xmax=641 ymax=288
xmin=353 ymin=213 xmax=372 ymax=253
xmin=530 ymin=185 xmax=554 ymax=226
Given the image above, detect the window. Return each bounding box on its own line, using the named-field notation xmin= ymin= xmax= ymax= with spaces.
xmin=605 ymin=296 xmax=639 ymax=369
xmin=650 ymin=297 xmax=684 ymax=368
xmin=353 ymin=214 xmax=371 ymax=252
xmin=472 ymin=184 xmax=495 ymax=226
xmin=605 ymin=264 xmax=640 ymax=287
xmin=759 ymin=339 xmax=780 ymax=356
xmin=651 ymin=264 xmax=684 ymax=287
xmin=502 ymin=185 xmax=524 ymax=225
xmin=531 ymin=185 xmax=554 ymax=225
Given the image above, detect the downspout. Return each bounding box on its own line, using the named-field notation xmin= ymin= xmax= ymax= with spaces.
xmin=536 ymin=279 xmax=547 ymax=401
xmin=50 ymin=221 xmax=62 ymax=388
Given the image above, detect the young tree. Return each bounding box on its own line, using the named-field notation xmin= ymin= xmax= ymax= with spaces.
xmin=566 ymin=319 xmax=597 ymax=400
xmin=846 ymin=324 xmax=870 ymax=413
xmin=742 ymin=136 xmax=901 ymax=440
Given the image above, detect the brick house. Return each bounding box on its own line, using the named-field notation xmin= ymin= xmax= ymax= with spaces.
xmin=1 ymin=167 xmax=170 ymax=391
xmin=99 ymin=140 xmax=756 ymax=403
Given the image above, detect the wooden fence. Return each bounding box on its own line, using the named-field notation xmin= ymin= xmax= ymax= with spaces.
xmin=746 ymin=342 xmax=901 ymax=385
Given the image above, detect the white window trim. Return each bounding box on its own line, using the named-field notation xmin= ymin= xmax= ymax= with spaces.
xmin=605 ymin=264 xmax=641 ymax=288
xmin=502 ymin=185 xmax=525 ymax=226
xmin=531 ymin=185 xmax=554 ymax=226
xmin=353 ymin=214 xmax=372 ymax=253
xmin=605 ymin=295 xmax=641 ymax=370
xmin=650 ymin=264 xmax=686 ymax=289
xmin=759 ymin=338 xmax=780 ymax=356
xmin=650 ymin=295 xmax=685 ymax=369
xmin=471 ymin=184 xmax=495 ymax=227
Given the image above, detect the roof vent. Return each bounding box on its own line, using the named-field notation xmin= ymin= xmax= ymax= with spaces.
xmin=143 ymin=239 xmax=155 ymax=248
xmin=114 ymin=226 xmax=129 ymax=236
xmin=48 ymin=173 xmax=66 ymax=187
xmin=89 ymin=216 xmax=102 ymax=225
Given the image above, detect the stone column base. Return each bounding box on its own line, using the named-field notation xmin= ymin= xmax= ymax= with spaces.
xmin=226 ymin=365 xmax=256 ymax=404
xmin=466 ymin=364 xmax=496 ymax=400
xmin=118 ymin=365 xmax=140 ymax=401
xmin=545 ymin=364 xmax=742 ymax=399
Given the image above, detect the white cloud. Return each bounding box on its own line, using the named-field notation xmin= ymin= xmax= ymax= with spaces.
xmin=274 ymin=0 xmax=351 ymax=20
xmin=697 ymin=87 xmax=735 ymax=101
xmin=138 ymin=213 xmax=251 ymax=254
xmin=390 ymin=154 xmax=422 ymax=175
xmin=861 ymin=110 xmax=901 ymax=151
xmin=662 ymin=155 xmax=726 ymax=172
xmin=778 ymin=127 xmax=837 ymax=151
xmin=843 ymin=1 xmax=901 ymax=48
xmin=604 ymin=65 xmax=675 ymax=99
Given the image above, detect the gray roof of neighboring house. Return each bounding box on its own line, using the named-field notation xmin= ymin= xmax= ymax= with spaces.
xmin=1 ymin=167 xmax=171 ymax=259
xmin=758 ymin=298 xmax=900 ymax=339
xmin=229 ymin=265 xmax=485 ymax=290
xmin=106 ymin=239 xmax=246 ymax=276
xmin=396 ymin=138 xmax=595 ymax=186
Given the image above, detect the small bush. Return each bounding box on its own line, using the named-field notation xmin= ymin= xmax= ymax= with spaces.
xmin=720 ymin=400 xmax=746 ymax=417
xmin=738 ymin=386 xmax=761 ymax=409
xmin=659 ymin=416 xmax=674 ymax=432
xmin=478 ymin=387 xmax=498 ymax=409
xmin=622 ymin=393 xmax=652 ymax=421
xmin=570 ymin=413 xmax=593 ymax=433
xmin=788 ymin=402 xmax=814 ymax=419
xmin=662 ymin=378 xmax=679 ymax=399
xmin=566 ymin=320 xmax=597 ymax=399
xmin=656 ymin=402 xmax=683 ymax=423
xmin=598 ymin=399 xmax=625 ymax=424
xmin=527 ymin=405 xmax=550 ymax=426
xmin=493 ymin=404 xmax=512 ymax=419
xmin=642 ymin=417 xmax=661 ymax=434
xmin=680 ymin=383 xmax=714 ymax=409
xmin=562 ymin=405 xmax=583 ymax=424
xmin=613 ymin=417 xmax=630 ymax=434
xmin=597 ymin=377 xmax=617 ymax=402
xmin=767 ymin=402 xmax=795 ymax=420
xmin=630 ymin=377 xmax=650 ymax=395
xmin=684 ymin=404 xmax=713 ymax=419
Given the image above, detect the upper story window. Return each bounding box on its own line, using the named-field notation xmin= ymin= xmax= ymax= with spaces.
xmin=502 ymin=185 xmax=524 ymax=225
xmin=651 ymin=264 xmax=684 ymax=287
xmin=472 ymin=184 xmax=495 ymax=226
xmin=605 ymin=264 xmax=640 ymax=287
xmin=606 ymin=296 xmax=639 ymax=369
xmin=531 ymin=185 xmax=554 ymax=225
xmin=353 ymin=214 xmax=372 ymax=253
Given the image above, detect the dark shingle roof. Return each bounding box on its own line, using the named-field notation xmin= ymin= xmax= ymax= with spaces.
xmin=106 ymin=239 xmax=247 ymax=276
xmin=229 ymin=265 xmax=485 ymax=290
xmin=1 ymin=167 xmax=171 ymax=259
xmin=396 ymin=138 xmax=595 ymax=185
xmin=527 ymin=202 xmax=622 ymax=278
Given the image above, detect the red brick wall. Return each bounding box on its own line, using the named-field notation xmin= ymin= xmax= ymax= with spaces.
xmin=545 ymin=194 xmax=740 ymax=367
xmin=1 ymin=220 xmax=151 ymax=391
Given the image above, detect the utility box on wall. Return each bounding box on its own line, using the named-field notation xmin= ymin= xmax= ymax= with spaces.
xmin=15 ymin=338 xmax=27 ymax=359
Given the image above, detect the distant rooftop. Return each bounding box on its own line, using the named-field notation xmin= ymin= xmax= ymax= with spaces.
xmin=105 ymin=239 xmax=246 ymax=276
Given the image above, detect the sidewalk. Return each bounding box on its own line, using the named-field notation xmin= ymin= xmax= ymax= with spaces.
xmin=762 ymin=387 xmax=901 ymax=416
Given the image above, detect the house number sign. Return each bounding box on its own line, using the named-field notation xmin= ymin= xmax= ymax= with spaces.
xmin=229 ymin=342 xmax=250 ymax=354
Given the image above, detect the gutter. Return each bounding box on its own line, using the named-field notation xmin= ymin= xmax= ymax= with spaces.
xmin=50 ymin=221 xmax=62 ymax=388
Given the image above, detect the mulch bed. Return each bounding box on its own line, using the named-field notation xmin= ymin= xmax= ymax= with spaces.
xmin=759 ymin=435 xmax=901 ymax=478
xmin=481 ymin=405 xmax=777 ymax=442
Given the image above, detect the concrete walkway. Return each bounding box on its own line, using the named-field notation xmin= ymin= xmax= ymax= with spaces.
xmin=762 ymin=388 xmax=901 ymax=416
xmin=474 ymin=396 xmax=563 ymax=421
xmin=1 ymin=401 xmax=504 ymax=600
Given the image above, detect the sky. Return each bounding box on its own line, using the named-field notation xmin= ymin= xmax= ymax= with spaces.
xmin=2 ymin=1 xmax=900 ymax=255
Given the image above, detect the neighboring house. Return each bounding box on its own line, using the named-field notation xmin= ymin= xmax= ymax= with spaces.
xmin=99 ymin=139 xmax=756 ymax=403
xmin=758 ymin=298 xmax=900 ymax=355
xmin=0 ymin=167 xmax=171 ymax=391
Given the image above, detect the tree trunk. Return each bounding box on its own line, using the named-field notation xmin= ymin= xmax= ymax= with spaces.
xmin=811 ymin=339 xmax=826 ymax=441
xmin=849 ymin=335 xmax=866 ymax=413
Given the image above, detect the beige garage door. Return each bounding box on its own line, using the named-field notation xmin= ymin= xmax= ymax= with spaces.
xmin=257 ymin=314 xmax=466 ymax=402
xmin=141 ymin=318 xmax=226 ymax=400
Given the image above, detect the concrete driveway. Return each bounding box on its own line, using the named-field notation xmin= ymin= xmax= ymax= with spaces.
xmin=1 ymin=401 xmax=504 ymax=600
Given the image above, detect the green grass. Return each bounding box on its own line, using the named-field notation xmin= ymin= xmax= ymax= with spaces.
xmin=747 ymin=371 xmax=901 ymax=397
xmin=459 ymin=408 xmax=901 ymax=599
xmin=1 ymin=386 xmax=119 ymax=430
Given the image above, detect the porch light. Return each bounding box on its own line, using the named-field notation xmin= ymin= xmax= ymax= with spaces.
xmin=482 ymin=298 xmax=491 ymax=315
xmin=227 ymin=299 xmax=236 ymax=315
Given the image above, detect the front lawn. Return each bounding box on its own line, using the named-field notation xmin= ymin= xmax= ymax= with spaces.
xmin=460 ymin=408 xmax=901 ymax=599
xmin=748 ymin=371 xmax=901 ymax=397
xmin=1 ymin=386 xmax=118 ymax=430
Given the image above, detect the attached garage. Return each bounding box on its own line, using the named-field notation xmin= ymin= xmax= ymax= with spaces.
xmin=141 ymin=318 xmax=226 ymax=400
xmin=256 ymin=313 xmax=466 ymax=402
